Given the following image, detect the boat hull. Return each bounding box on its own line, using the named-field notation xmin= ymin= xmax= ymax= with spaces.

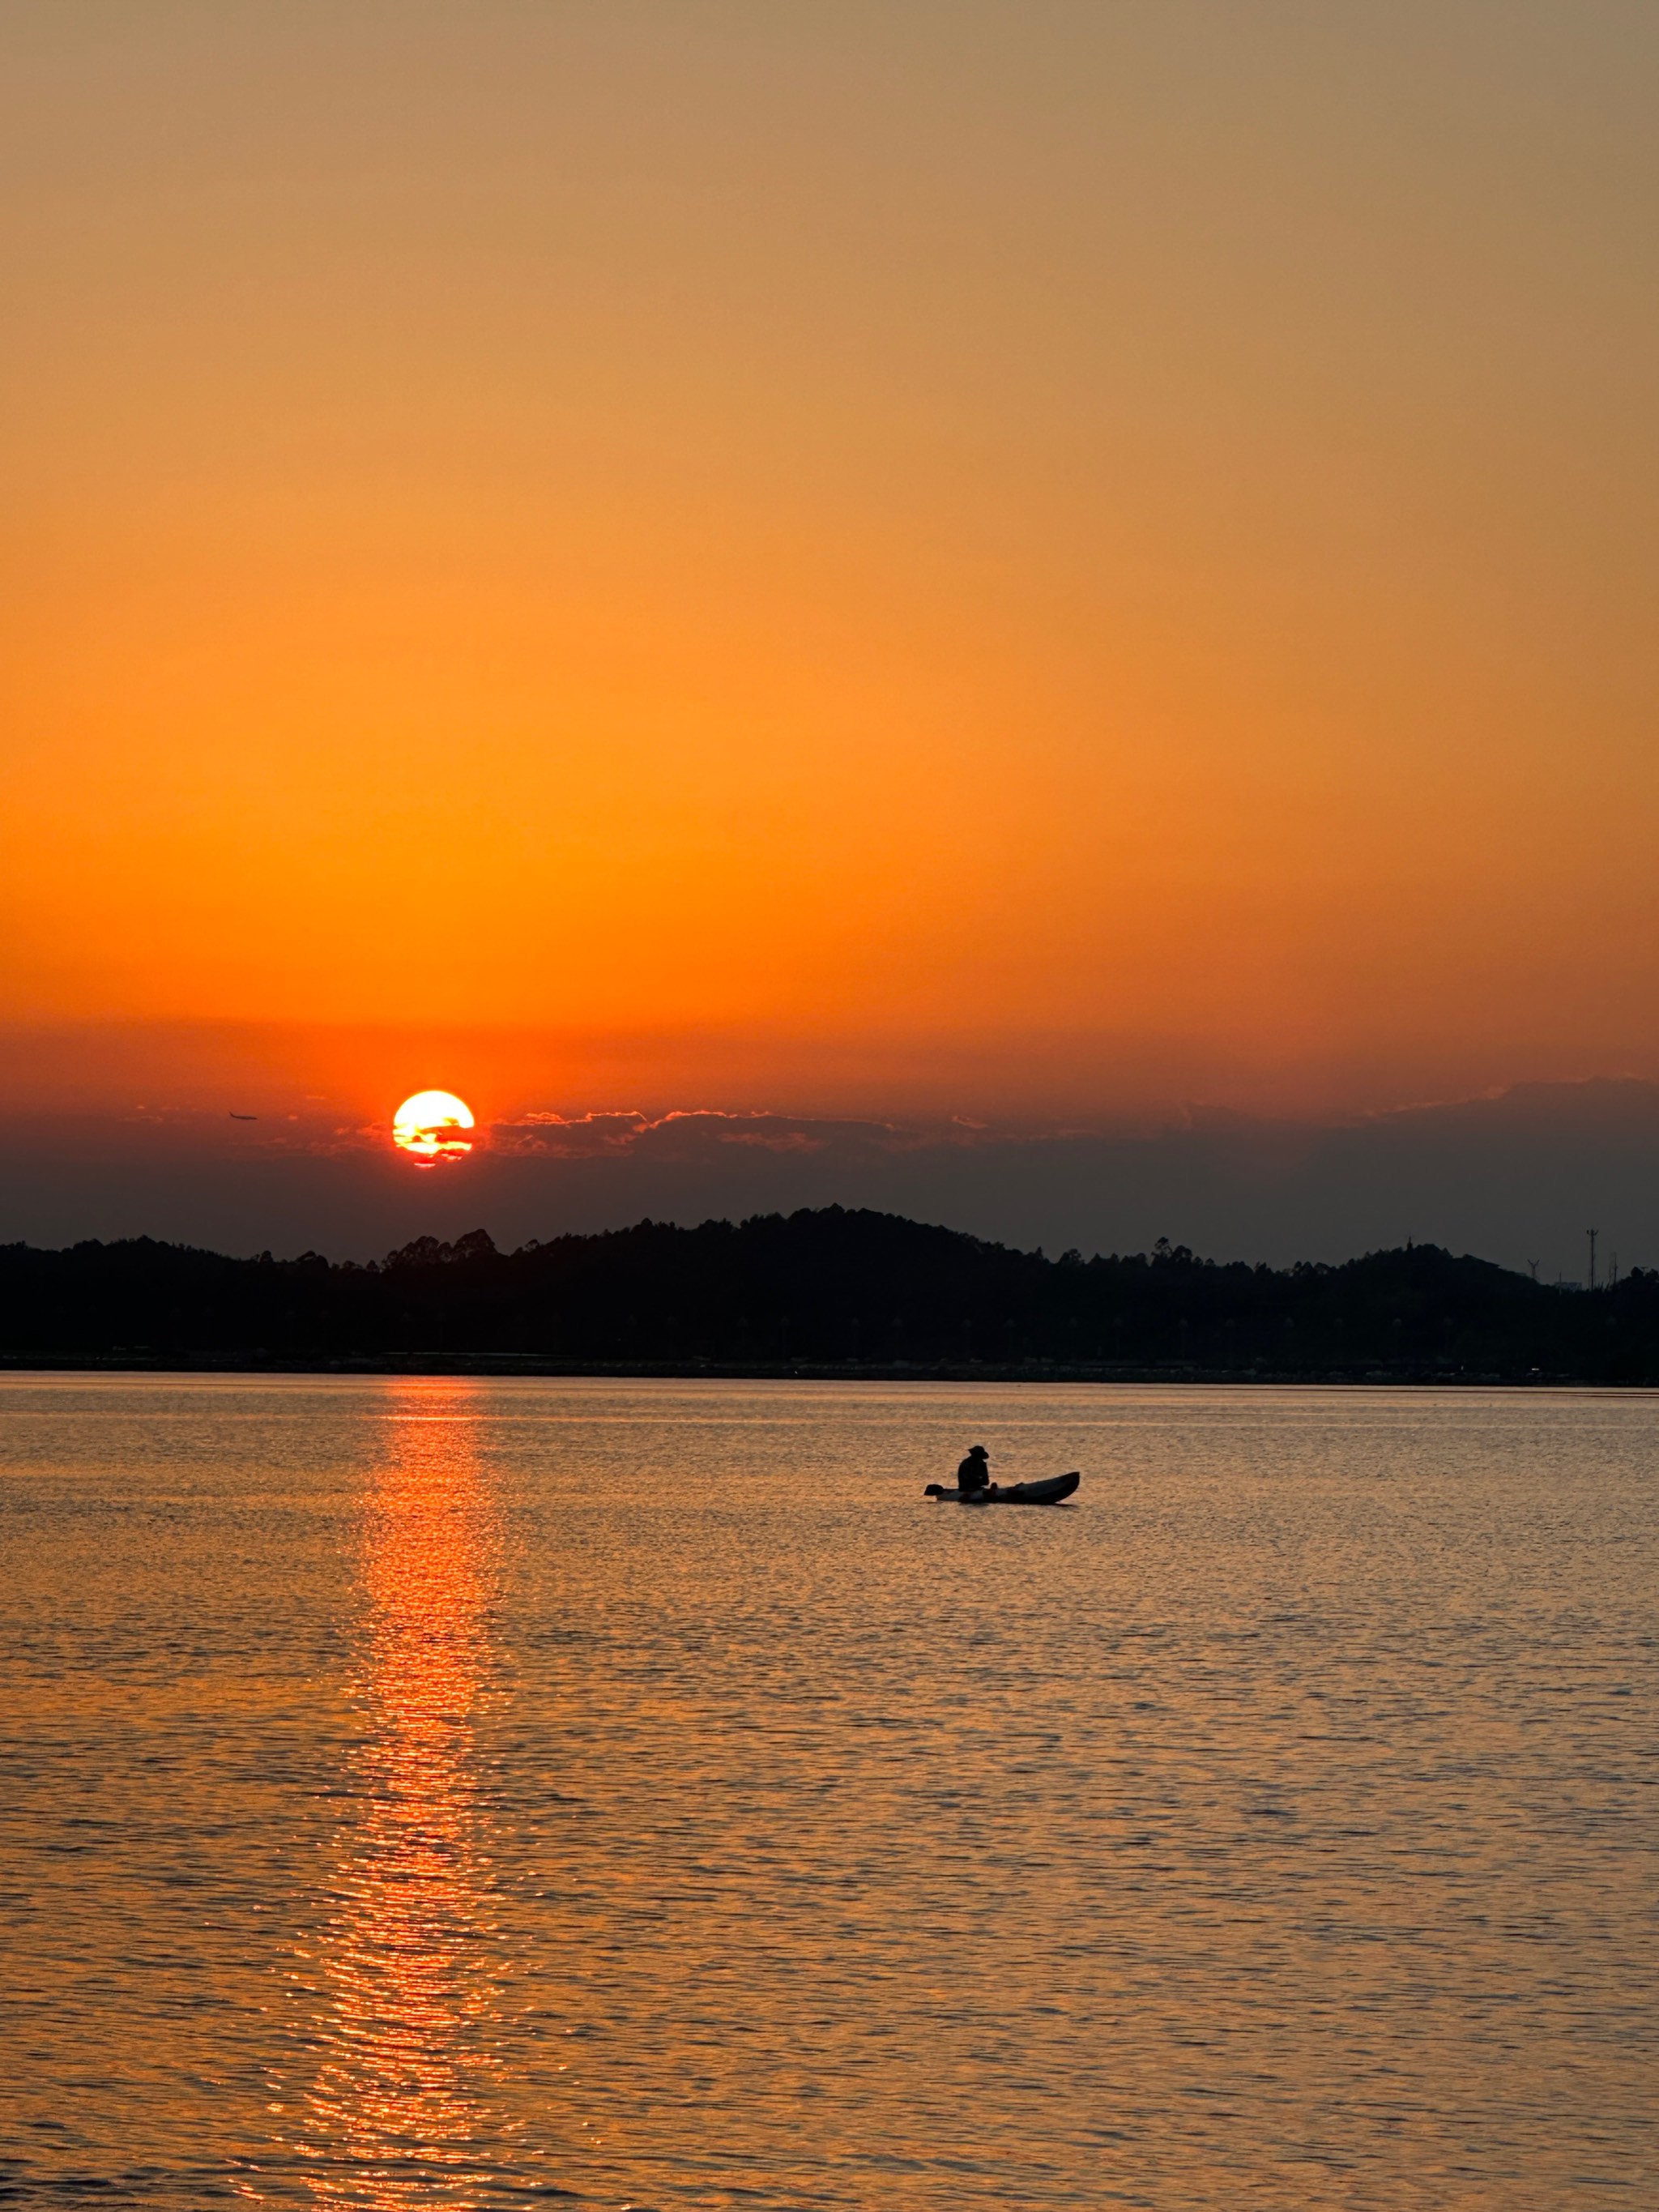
xmin=923 ymin=1471 xmax=1080 ymax=1505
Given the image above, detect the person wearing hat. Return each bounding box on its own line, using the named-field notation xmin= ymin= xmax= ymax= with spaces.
xmin=957 ymin=1444 xmax=993 ymax=1498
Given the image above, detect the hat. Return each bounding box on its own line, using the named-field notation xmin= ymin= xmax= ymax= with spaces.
xmin=968 ymin=1444 xmax=988 ymax=1457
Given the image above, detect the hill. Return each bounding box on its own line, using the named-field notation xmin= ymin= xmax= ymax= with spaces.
xmin=2 ymin=1207 xmax=1655 ymax=1381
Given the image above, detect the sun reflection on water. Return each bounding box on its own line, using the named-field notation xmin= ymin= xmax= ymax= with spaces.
xmin=300 ymin=1384 xmax=508 ymax=2207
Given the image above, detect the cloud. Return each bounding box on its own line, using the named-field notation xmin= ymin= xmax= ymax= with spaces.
xmin=493 ymin=1108 xmax=947 ymax=1162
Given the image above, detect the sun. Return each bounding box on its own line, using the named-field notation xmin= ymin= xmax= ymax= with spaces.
xmin=392 ymin=1090 xmax=476 ymax=1164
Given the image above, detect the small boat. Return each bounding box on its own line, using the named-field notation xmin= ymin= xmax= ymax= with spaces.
xmin=923 ymin=1471 xmax=1080 ymax=1505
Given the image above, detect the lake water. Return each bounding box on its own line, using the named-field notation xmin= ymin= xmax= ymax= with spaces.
xmin=1 ymin=1377 xmax=1653 ymax=2210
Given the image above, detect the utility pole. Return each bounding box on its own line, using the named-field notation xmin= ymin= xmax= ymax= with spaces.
xmin=1526 ymin=1259 xmax=1538 ymax=1283
xmin=1587 ymin=1227 xmax=1598 ymax=1292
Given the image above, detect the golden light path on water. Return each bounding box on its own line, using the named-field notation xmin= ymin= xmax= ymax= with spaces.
xmin=298 ymin=1383 xmax=510 ymax=2207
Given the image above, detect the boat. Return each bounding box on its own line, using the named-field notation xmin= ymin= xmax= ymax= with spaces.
xmin=923 ymin=1471 xmax=1080 ymax=1505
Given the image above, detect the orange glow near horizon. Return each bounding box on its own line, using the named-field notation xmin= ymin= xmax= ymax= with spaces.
xmin=2 ymin=10 xmax=1656 ymax=1116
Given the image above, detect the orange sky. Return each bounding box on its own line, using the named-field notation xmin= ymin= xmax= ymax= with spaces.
xmin=3 ymin=3 xmax=1656 ymax=1124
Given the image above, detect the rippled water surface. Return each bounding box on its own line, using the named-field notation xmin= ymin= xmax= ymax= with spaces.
xmin=2 ymin=1377 xmax=1654 ymax=2209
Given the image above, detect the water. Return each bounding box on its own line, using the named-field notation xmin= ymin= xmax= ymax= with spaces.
xmin=1 ymin=1377 xmax=1654 ymax=2210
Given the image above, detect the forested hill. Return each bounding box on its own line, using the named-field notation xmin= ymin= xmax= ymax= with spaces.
xmin=2 ymin=1207 xmax=1655 ymax=1381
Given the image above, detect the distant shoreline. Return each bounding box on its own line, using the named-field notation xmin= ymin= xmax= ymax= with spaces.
xmin=6 ymin=1211 xmax=1655 ymax=1384
xmin=0 ymin=1352 xmax=1633 ymax=1389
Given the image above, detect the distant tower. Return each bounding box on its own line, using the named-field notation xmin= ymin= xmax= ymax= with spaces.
xmin=1587 ymin=1228 xmax=1598 ymax=1292
xmin=1527 ymin=1259 xmax=1539 ymax=1283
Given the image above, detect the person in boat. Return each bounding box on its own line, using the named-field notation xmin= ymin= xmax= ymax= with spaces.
xmin=957 ymin=1444 xmax=993 ymax=1497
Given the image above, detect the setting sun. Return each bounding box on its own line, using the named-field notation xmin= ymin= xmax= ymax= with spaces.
xmin=392 ymin=1091 xmax=475 ymax=1164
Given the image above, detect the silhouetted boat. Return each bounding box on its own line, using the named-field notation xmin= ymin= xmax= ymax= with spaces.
xmin=923 ymin=1471 xmax=1080 ymax=1505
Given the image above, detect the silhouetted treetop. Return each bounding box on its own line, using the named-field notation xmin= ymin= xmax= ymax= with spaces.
xmin=1 ymin=1207 xmax=1653 ymax=1379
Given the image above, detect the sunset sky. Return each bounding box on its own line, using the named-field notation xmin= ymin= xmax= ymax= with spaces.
xmin=3 ymin=3 xmax=1657 ymax=1253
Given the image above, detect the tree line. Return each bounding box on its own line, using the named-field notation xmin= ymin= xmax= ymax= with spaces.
xmin=2 ymin=1206 xmax=1655 ymax=1380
